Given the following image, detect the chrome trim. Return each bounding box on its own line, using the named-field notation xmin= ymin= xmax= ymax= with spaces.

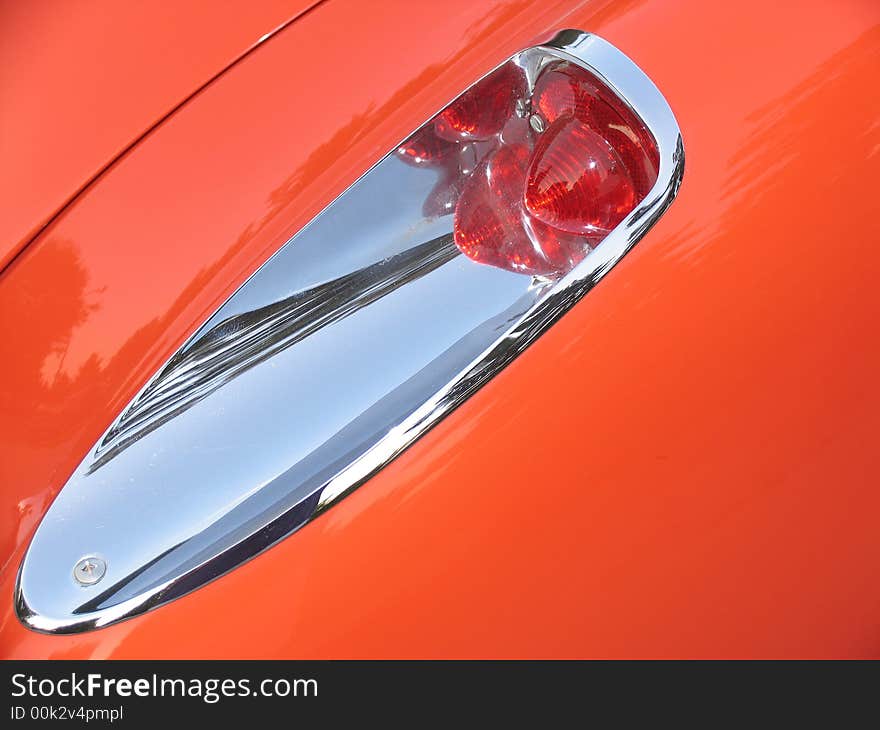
xmin=16 ymin=31 xmax=684 ymax=633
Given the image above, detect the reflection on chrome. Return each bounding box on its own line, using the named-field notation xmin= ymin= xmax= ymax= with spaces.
xmin=89 ymin=236 xmax=460 ymax=473
xmin=16 ymin=31 xmax=684 ymax=634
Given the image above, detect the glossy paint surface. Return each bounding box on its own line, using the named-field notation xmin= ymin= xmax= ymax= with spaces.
xmin=0 ymin=0 xmax=319 ymax=270
xmin=1 ymin=0 xmax=879 ymax=658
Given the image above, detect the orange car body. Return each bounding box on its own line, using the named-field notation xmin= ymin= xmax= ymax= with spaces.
xmin=1 ymin=0 xmax=879 ymax=658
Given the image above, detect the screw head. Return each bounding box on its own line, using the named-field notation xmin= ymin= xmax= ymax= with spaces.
xmin=73 ymin=556 xmax=106 ymax=586
xmin=529 ymin=114 xmax=546 ymax=134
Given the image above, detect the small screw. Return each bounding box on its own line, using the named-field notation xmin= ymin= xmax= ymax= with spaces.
xmin=73 ymin=556 xmax=106 ymax=586
xmin=529 ymin=114 xmax=546 ymax=133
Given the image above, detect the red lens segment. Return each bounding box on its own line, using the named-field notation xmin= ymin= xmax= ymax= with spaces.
xmin=454 ymin=144 xmax=539 ymax=273
xmin=435 ymin=64 xmax=527 ymax=142
xmin=524 ymin=116 xmax=637 ymax=235
xmin=525 ymin=61 xmax=659 ymax=233
xmin=455 ymin=144 xmax=592 ymax=276
xmin=397 ymin=125 xmax=458 ymax=166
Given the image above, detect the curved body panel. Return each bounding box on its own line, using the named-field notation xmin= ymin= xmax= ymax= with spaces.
xmin=1 ymin=0 xmax=879 ymax=657
xmin=0 ymin=0 xmax=319 ymax=269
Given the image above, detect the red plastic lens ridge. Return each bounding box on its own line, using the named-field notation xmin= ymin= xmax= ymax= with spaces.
xmin=454 ymin=144 xmax=542 ymax=274
xmin=454 ymin=144 xmax=592 ymax=276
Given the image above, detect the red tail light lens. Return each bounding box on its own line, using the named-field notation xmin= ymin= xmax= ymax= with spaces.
xmin=455 ymin=144 xmax=591 ymax=276
xmin=399 ymin=57 xmax=660 ymax=277
xmin=454 ymin=144 xmax=532 ymax=272
xmin=524 ymin=117 xmax=637 ymax=235
xmin=525 ymin=61 xmax=659 ymax=233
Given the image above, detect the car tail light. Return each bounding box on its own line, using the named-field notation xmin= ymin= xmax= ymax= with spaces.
xmin=406 ymin=57 xmax=662 ymax=277
xmin=17 ymin=32 xmax=683 ymax=633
